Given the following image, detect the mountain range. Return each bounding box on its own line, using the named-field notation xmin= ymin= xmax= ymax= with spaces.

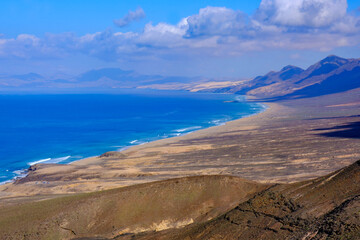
xmin=211 ymin=55 xmax=360 ymax=99
xmin=0 ymin=68 xmax=207 ymax=91
xmin=1 ymin=55 xmax=359 ymax=99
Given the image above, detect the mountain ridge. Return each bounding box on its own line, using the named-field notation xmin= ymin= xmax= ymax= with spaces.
xmin=1 ymin=55 xmax=359 ymax=99
xmin=0 ymin=68 xmax=209 ymax=90
xmin=208 ymin=55 xmax=360 ymax=99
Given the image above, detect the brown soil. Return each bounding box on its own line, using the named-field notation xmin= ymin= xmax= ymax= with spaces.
xmin=114 ymin=160 xmax=360 ymax=240
xmin=0 ymin=175 xmax=267 ymax=240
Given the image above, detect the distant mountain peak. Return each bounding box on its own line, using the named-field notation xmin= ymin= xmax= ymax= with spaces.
xmin=77 ymin=68 xmax=134 ymax=82
xmin=299 ymin=55 xmax=350 ymax=81
xmin=214 ymin=55 xmax=360 ymax=99
xmin=281 ymin=65 xmax=303 ymax=72
xmin=320 ymin=55 xmax=348 ymax=65
xmin=11 ymin=73 xmax=44 ymax=81
xmin=84 ymin=68 xmax=133 ymax=75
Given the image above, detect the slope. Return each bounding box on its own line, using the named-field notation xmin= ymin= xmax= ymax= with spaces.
xmin=117 ymin=160 xmax=360 ymax=240
xmin=0 ymin=175 xmax=267 ymax=240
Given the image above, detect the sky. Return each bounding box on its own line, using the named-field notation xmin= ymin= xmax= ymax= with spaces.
xmin=1 ymin=0 xmax=360 ymax=78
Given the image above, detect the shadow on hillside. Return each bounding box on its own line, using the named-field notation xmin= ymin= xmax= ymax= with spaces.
xmin=307 ymin=115 xmax=360 ymax=121
xmin=314 ymin=121 xmax=360 ymax=139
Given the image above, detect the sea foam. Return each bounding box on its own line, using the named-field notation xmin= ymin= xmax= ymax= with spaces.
xmin=28 ymin=156 xmax=71 ymax=166
xmin=174 ymin=126 xmax=202 ymax=133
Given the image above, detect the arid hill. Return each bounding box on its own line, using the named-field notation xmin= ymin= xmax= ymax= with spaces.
xmin=113 ymin=160 xmax=360 ymax=240
xmin=0 ymin=175 xmax=267 ymax=239
xmin=0 ymin=161 xmax=359 ymax=240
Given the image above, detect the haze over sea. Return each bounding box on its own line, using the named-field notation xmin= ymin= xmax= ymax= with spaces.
xmin=0 ymin=89 xmax=265 ymax=182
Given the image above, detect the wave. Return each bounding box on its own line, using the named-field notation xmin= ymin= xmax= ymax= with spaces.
xmin=173 ymin=126 xmax=202 ymax=133
xmin=234 ymin=95 xmax=246 ymax=102
xmin=117 ymin=146 xmax=131 ymax=152
xmin=51 ymin=156 xmax=71 ymax=163
xmin=209 ymin=117 xmax=230 ymax=126
xmin=28 ymin=156 xmax=71 ymax=166
xmin=0 ymin=179 xmax=14 ymax=185
xmin=117 ymin=141 xmax=148 ymax=152
xmin=0 ymin=169 xmax=28 ymax=185
xmin=11 ymin=170 xmax=28 ymax=183
xmin=28 ymin=158 xmax=51 ymax=166
xmin=130 ymin=139 xmax=149 ymax=145
xmin=170 ymin=133 xmax=182 ymax=137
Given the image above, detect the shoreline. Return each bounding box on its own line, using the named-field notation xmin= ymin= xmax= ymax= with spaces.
xmin=2 ymin=89 xmax=360 ymax=199
xmin=0 ymin=94 xmax=268 ymax=185
xmin=69 ymin=100 xmax=270 ymax=167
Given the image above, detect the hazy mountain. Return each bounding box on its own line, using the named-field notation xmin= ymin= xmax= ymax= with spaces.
xmin=7 ymin=73 xmax=44 ymax=81
xmin=226 ymin=65 xmax=305 ymax=95
xmin=285 ymin=61 xmax=360 ymax=98
xmin=212 ymin=55 xmax=360 ymax=99
xmin=294 ymin=55 xmax=349 ymax=85
xmin=1 ymin=55 xmax=359 ymax=97
xmin=0 ymin=68 xmax=207 ymax=91
xmin=76 ymin=68 xmax=133 ymax=82
xmin=0 ymin=73 xmax=46 ymax=88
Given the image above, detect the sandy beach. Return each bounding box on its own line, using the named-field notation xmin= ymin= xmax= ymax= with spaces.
xmin=1 ymin=89 xmax=360 ymax=203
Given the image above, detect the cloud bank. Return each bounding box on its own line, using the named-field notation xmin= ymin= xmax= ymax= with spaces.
xmin=0 ymin=0 xmax=359 ymax=63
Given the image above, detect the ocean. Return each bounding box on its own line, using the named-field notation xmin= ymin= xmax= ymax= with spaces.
xmin=0 ymin=89 xmax=266 ymax=183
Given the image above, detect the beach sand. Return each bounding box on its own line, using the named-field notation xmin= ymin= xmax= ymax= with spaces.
xmin=1 ymin=89 xmax=360 ymax=202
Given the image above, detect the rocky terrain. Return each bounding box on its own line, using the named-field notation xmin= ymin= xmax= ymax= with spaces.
xmin=0 ymin=160 xmax=358 ymax=239
xmin=0 ymin=176 xmax=267 ymax=239
xmin=110 ymin=160 xmax=360 ymax=240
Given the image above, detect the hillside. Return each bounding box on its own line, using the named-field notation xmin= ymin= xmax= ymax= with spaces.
xmin=0 ymin=161 xmax=358 ymax=239
xmin=0 ymin=176 xmax=267 ymax=239
xmin=114 ymin=160 xmax=360 ymax=240
xmin=210 ymin=55 xmax=360 ymax=99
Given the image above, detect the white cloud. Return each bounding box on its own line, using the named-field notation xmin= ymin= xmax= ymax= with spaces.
xmin=137 ymin=20 xmax=188 ymax=48
xmin=0 ymin=1 xmax=360 ymax=63
xmin=114 ymin=7 xmax=146 ymax=27
xmin=257 ymin=0 xmax=348 ymax=28
xmin=185 ymin=7 xmax=248 ymax=37
xmin=0 ymin=34 xmax=49 ymax=59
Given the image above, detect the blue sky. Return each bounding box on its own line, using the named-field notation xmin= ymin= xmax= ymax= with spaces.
xmin=0 ymin=1 xmax=263 ymax=37
xmin=1 ymin=0 xmax=360 ymax=78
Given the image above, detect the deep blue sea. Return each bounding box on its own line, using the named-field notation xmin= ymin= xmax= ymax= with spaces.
xmin=0 ymin=89 xmax=265 ymax=183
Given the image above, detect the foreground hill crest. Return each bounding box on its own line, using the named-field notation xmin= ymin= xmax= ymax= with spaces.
xmin=0 ymin=161 xmax=359 ymax=239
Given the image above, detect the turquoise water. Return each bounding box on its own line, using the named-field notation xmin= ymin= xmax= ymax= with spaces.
xmin=0 ymin=89 xmax=265 ymax=183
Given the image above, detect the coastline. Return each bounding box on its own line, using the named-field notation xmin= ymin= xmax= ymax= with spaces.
xmin=1 ymin=89 xmax=360 ymax=200
xmin=0 ymin=98 xmax=274 ymax=197
xmin=0 ymin=100 xmax=284 ymax=200
xmin=69 ymin=99 xmax=270 ymax=167
xmin=0 ymin=94 xmax=267 ymax=185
